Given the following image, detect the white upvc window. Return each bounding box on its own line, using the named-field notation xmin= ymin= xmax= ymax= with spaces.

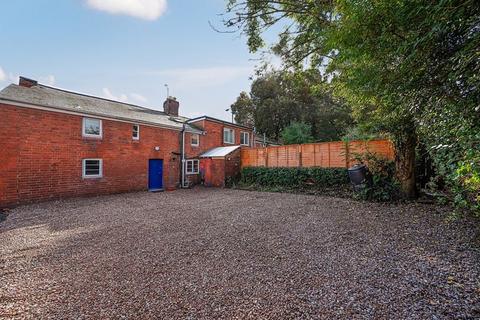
xmin=186 ymin=159 xmax=199 ymax=175
xmin=132 ymin=124 xmax=140 ymax=140
xmin=223 ymin=128 xmax=234 ymax=144
xmin=240 ymin=132 xmax=250 ymax=146
xmin=191 ymin=133 xmax=199 ymax=146
xmin=82 ymin=159 xmax=103 ymax=178
xmin=82 ymin=117 xmax=102 ymax=138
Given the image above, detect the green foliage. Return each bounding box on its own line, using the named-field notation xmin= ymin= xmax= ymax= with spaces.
xmin=223 ymin=0 xmax=480 ymax=209
xmin=342 ymin=127 xmax=387 ymax=142
xmin=280 ymin=122 xmax=314 ymax=145
xmin=230 ymin=91 xmax=254 ymax=127
xmin=450 ymin=159 xmax=480 ymax=216
xmin=232 ymin=69 xmax=352 ymax=141
xmin=240 ymin=167 xmax=349 ymax=190
xmin=352 ymin=152 xmax=400 ymax=202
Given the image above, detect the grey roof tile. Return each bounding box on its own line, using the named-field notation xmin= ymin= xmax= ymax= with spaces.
xmin=0 ymin=83 xmax=202 ymax=133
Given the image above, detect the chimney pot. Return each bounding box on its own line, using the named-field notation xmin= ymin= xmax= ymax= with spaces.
xmin=163 ymin=97 xmax=180 ymax=116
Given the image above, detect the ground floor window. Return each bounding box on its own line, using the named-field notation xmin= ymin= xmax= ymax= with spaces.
xmin=186 ymin=159 xmax=199 ymax=174
xmin=82 ymin=159 xmax=103 ymax=178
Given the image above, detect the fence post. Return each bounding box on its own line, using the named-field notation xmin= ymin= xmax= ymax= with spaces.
xmin=298 ymin=145 xmax=302 ymax=167
xmin=263 ymin=147 xmax=268 ymax=168
xmin=328 ymin=143 xmax=331 ymax=167
xmin=286 ymin=146 xmax=289 ymax=167
xmin=345 ymin=141 xmax=350 ymax=168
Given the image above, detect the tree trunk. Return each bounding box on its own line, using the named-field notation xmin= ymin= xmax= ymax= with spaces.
xmin=394 ymin=131 xmax=417 ymax=199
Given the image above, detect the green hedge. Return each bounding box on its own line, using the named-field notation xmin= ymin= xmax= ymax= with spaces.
xmin=240 ymin=167 xmax=349 ymax=189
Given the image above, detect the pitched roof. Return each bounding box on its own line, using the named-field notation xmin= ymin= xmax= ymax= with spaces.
xmin=187 ymin=116 xmax=253 ymax=130
xmin=0 ymin=83 xmax=202 ymax=133
xmin=199 ymin=145 xmax=241 ymax=158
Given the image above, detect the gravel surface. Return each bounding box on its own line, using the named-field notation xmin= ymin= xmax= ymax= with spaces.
xmin=1 ymin=188 xmax=479 ymax=319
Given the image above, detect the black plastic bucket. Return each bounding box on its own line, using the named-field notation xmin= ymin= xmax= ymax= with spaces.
xmin=348 ymin=164 xmax=367 ymax=185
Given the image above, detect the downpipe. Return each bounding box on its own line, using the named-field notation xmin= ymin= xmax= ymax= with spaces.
xmin=181 ymin=124 xmax=187 ymax=188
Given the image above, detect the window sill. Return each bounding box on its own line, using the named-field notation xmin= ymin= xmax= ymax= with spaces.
xmin=82 ymin=135 xmax=103 ymax=140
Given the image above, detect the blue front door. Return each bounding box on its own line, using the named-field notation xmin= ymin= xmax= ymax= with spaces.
xmin=148 ymin=159 xmax=163 ymax=190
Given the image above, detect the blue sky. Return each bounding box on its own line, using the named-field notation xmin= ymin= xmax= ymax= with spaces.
xmin=0 ymin=0 xmax=268 ymax=121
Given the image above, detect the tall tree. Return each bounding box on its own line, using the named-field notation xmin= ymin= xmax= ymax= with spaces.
xmin=281 ymin=122 xmax=314 ymax=145
xmin=232 ymin=69 xmax=352 ymax=141
xmin=223 ymin=0 xmax=479 ymax=199
xmin=230 ymin=91 xmax=254 ymax=127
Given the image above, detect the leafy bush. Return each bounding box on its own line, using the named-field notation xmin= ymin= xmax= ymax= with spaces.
xmin=351 ymin=152 xmax=400 ymax=202
xmin=450 ymin=159 xmax=480 ymax=216
xmin=240 ymin=167 xmax=349 ymax=190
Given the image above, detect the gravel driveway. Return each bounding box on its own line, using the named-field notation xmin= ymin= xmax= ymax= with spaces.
xmin=1 ymin=188 xmax=479 ymax=319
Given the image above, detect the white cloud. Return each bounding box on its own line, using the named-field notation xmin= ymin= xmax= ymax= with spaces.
xmin=102 ymin=88 xmax=149 ymax=104
xmin=0 ymin=68 xmax=55 ymax=86
xmin=0 ymin=66 xmax=5 ymax=82
xmin=39 ymin=75 xmax=55 ymax=86
xmin=130 ymin=93 xmax=148 ymax=103
xmin=86 ymin=0 xmax=167 ymax=21
xmin=102 ymin=88 xmax=129 ymax=102
xmin=8 ymin=73 xmax=19 ymax=83
xmin=147 ymin=66 xmax=253 ymax=88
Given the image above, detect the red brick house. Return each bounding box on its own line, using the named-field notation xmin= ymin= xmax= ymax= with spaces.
xmin=0 ymin=77 xmax=255 ymax=207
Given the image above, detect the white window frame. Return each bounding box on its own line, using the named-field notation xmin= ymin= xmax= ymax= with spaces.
xmin=223 ymin=128 xmax=235 ymax=144
xmin=82 ymin=117 xmax=102 ymax=138
xmin=186 ymin=159 xmax=199 ymax=175
xmin=82 ymin=159 xmax=103 ymax=179
xmin=132 ymin=124 xmax=140 ymax=140
xmin=191 ymin=133 xmax=199 ymax=147
xmin=240 ymin=131 xmax=250 ymax=146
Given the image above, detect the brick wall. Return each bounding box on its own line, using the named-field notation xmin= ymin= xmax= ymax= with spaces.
xmin=185 ymin=119 xmax=254 ymax=158
xmin=0 ymin=104 xmax=182 ymax=207
xmin=184 ymin=120 xmax=252 ymax=187
xmin=225 ymin=148 xmax=241 ymax=181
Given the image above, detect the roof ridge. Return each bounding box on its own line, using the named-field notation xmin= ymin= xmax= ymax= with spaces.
xmin=35 ymin=83 xmax=166 ymax=114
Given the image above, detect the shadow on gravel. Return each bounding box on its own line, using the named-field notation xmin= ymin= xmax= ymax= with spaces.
xmin=0 ymin=209 xmax=9 ymax=223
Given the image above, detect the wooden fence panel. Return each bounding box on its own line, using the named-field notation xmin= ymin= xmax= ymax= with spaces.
xmin=240 ymin=139 xmax=394 ymax=169
xmin=328 ymin=141 xmax=347 ymax=168
xmin=301 ymin=144 xmax=315 ymax=167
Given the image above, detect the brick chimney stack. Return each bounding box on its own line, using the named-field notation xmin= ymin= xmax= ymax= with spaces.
xmin=19 ymin=76 xmax=38 ymax=88
xmin=163 ymin=96 xmax=179 ymax=116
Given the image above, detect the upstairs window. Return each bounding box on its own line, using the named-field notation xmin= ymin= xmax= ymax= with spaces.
xmin=240 ymin=132 xmax=250 ymax=146
xmin=132 ymin=124 xmax=140 ymax=140
xmin=82 ymin=118 xmax=102 ymax=138
xmin=186 ymin=159 xmax=199 ymax=174
xmin=82 ymin=159 xmax=102 ymax=178
xmin=191 ymin=134 xmax=199 ymax=146
xmin=223 ymin=128 xmax=234 ymax=144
